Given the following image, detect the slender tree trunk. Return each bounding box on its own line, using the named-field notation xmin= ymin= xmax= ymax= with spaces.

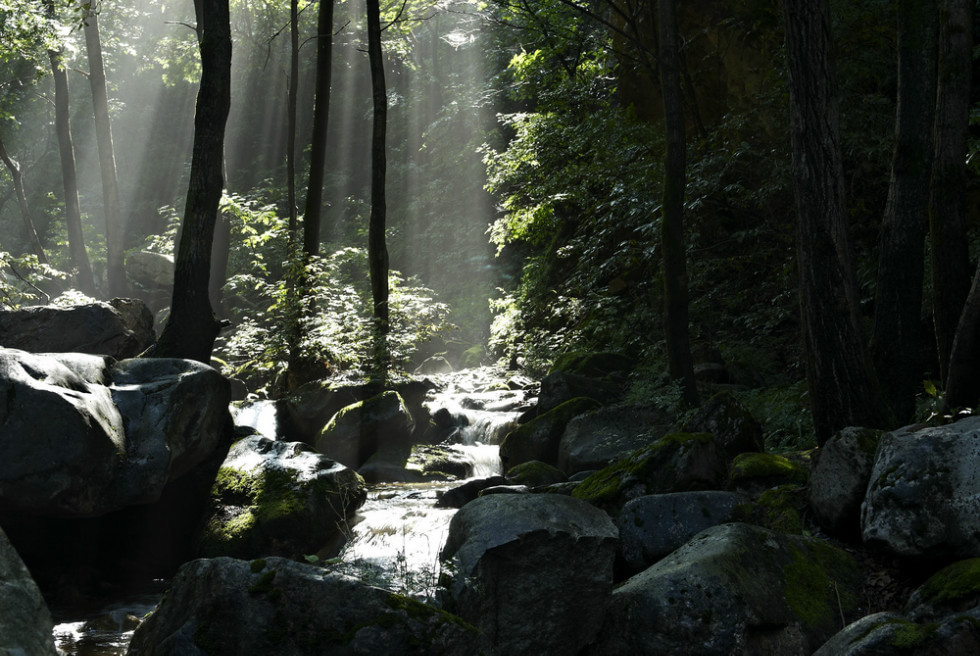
xmin=286 ymin=0 xmax=299 ymax=237
xmin=657 ymin=0 xmax=698 ymax=407
xmin=870 ymin=0 xmax=937 ymax=423
xmin=783 ymin=0 xmax=892 ymax=443
xmin=0 ymin=135 xmax=48 ymax=263
xmin=931 ymin=0 xmax=973 ymax=382
xmin=302 ymin=0 xmax=335 ymax=257
xmin=44 ymin=0 xmax=95 ymax=295
xmin=366 ymin=0 xmax=389 ymax=335
xmin=150 ymin=0 xmax=231 ymax=363
xmin=83 ymin=6 xmax=125 ymax=297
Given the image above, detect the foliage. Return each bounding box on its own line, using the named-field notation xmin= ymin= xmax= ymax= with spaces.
xmin=0 ymin=251 xmax=68 ymax=308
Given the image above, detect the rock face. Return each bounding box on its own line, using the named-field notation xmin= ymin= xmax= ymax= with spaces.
xmin=199 ymin=435 xmax=366 ymax=559
xmin=0 ymin=526 xmax=57 ymax=656
xmin=558 ymin=402 xmax=674 ymax=474
xmin=808 ymin=426 xmax=881 ymax=536
xmin=592 ymin=523 xmax=862 ymax=655
xmin=0 ymin=299 xmax=155 ymax=359
xmin=440 ymin=494 xmax=618 ymax=656
xmin=127 ymin=557 xmax=481 ymax=656
xmin=616 ymin=491 xmax=746 ymax=574
xmin=315 ymin=391 xmax=415 ymax=469
xmin=0 ymin=349 xmax=231 ymax=517
xmin=498 ymin=397 xmax=600 ymax=470
xmin=862 ymin=417 xmax=980 ymax=558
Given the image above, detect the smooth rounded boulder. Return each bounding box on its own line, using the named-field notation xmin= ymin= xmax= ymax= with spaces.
xmin=862 ymin=417 xmax=980 ymax=558
xmin=127 ymin=556 xmax=481 ymax=655
xmin=440 ymin=493 xmax=618 ymax=655
xmin=315 ymin=390 xmax=415 ymax=469
xmin=0 ymin=526 xmax=57 ymax=656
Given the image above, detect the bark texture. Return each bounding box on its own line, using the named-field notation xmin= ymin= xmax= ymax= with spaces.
xmin=367 ymin=0 xmax=390 ymax=335
xmin=302 ymin=0 xmax=335 ymax=257
xmin=0 ymin=135 xmax=47 ymax=263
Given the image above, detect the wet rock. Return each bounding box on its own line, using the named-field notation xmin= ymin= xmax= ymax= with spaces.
xmin=572 ymin=433 xmax=728 ymax=511
xmin=440 ymin=494 xmax=618 ymax=656
xmin=558 ymin=402 xmax=674 ymax=474
xmin=683 ymin=391 xmax=763 ymax=459
xmin=0 ymin=350 xmax=230 ymax=517
xmin=499 ymin=397 xmax=600 ymax=470
xmin=128 ymin=557 xmax=481 ymax=655
xmin=198 ymin=435 xmax=366 ymax=560
xmin=808 ymin=426 xmax=882 ymax=536
xmin=862 ymin=417 xmax=980 ymax=558
xmin=407 ymin=444 xmax=475 ymax=480
xmin=0 ymin=526 xmax=57 ymax=656
xmin=0 ymin=299 xmax=155 ymax=360
xmin=415 ymin=356 xmax=453 ymax=375
xmin=616 ymin=491 xmax=745 ymax=574
xmin=315 ymin=391 xmax=415 ymax=469
xmin=592 ymin=523 xmax=862 ymax=655
xmin=436 ymin=476 xmax=508 ymax=509
xmin=505 ymin=460 xmax=567 ymax=487
xmin=478 ymin=484 xmax=529 ymax=496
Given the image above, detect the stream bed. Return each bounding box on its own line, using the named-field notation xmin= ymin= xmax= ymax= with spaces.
xmin=52 ymin=366 xmax=533 ymax=654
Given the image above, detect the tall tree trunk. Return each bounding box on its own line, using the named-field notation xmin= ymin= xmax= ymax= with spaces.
xmin=870 ymin=0 xmax=937 ymax=423
xmin=657 ymin=0 xmax=698 ymax=407
xmin=366 ymin=0 xmax=389 ymax=336
xmin=150 ymin=0 xmax=231 ymax=363
xmin=286 ymin=0 xmax=299 ymax=237
xmin=302 ymin=0 xmax=335 ymax=257
xmin=44 ymin=0 xmax=95 ymax=296
xmin=783 ymin=0 xmax=892 ymax=443
xmin=83 ymin=5 xmax=125 ymax=297
xmin=931 ymin=0 xmax=973 ymax=382
xmin=0 ymin=135 xmax=48 ymax=263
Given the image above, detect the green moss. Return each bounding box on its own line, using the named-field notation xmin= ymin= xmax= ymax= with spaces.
xmin=729 ymin=452 xmax=808 ymax=485
xmin=783 ymin=541 xmax=860 ymax=633
xmin=853 ymin=428 xmax=883 ymax=459
xmin=249 ymin=569 xmax=277 ymax=596
xmin=250 ymin=558 xmax=267 ymax=573
xmin=756 ymin=485 xmax=805 ymax=534
xmin=916 ymin=558 xmax=980 ymax=608
xmin=890 ymin=620 xmax=939 ymax=649
xmin=505 ymin=460 xmax=567 ymax=486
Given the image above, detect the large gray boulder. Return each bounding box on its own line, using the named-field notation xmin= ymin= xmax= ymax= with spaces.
xmin=498 ymin=397 xmax=600 ymax=470
xmin=591 ymin=523 xmax=862 ymax=656
xmin=198 ymin=435 xmax=366 ymax=559
xmin=0 ymin=299 xmax=154 ymax=360
xmin=558 ymin=402 xmax=674 ymax=474
xmin=0 ymin=348 xmax=231 ymax=517
xmin=440 ymin=494 xmax=618 ymax=656
xmin=616 ymin=491 xmax=746 ymax=574
xmin=808 ymin=426 xmax=881 ymax=536
xmin=127 ymin=557 xmax=482 ymax=655
xmin=0 ymin=526 xmax=57 ymax=656
xmin=862 ymin=417 xmax=980 ymax=558
xmin=315 ymin=391 xmax=415 ymax=469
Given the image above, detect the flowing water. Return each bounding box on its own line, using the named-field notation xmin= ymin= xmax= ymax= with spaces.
xmin=51 ymin=366 xmax=532 ymax=653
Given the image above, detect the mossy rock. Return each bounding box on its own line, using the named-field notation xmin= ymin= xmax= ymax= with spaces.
xmin=549 ymin=351 xmax=631 ymax=379
xmin=499 ymin=397 xmax=601 ymax=469
xmin=729 ymin=452 xmax=809 ymax=489
xmin=459 ymin=345 xmax=486 ymax=369
xmin=907 ymin=558 xmax=980 ymax=620
xmin=315 ymin=391 xmax=414 ymax=469
xmin=571 ymin=432 xmax=727 ymax=510
xmin=505 ymin=460 xmax=567 ymax=486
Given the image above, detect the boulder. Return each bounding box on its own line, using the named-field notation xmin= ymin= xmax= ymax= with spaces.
xmin=558 ymin=402 xmax=674 ymax=474
xmin=0 ymin=299 xmax=155 ymax=360
xmin=862 ymin=417 xmax=980 ymax=558
xmin=808 ymin=427 xmax=882 ymax=536
xmin=811 ymin=610 xmax=980 ymax=656
xmin=0 ymin=526 xmax=57 ymax=656
xmin=499 ymin=397 xmax=600 ymax=470
xmin=572 ymin=433 xmax=728 ymax=510
xmin=0 ymin=350 xmax=230 ymax=517
xmin=126 ymin=250 xmax=174 ymax=290
xmin=537 ymin=370 xmax=621 ymax=414
xmin=436 ymin=476 xmax=508 ymax=508
xmin=198 ymin=435 xmax=366 ymax=559
xmin=727 ymin=452 xmax=809 ymax=491
xmin=592 ymin=523 xmax=862 ymax=655
xmin=127 ymin=557 xmax=482 ymax=655
xmin=315 ymin=391 xmax=415 ymax=469
xmin=505 ymin=460 xmax=567 ymax=487
xmin=616 ymin=491 xmax=745 ymax=574
xmin=683 ymin=391 xmax=763 ymax=459
xmin=440 ymin=494 xmax=618 ymax=655
xmin=905 ymin=558 xmax=980 ymax=623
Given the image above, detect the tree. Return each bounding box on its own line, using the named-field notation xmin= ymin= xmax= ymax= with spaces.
xmin=150 ymin=0 xmax=232 ymax=363
xmin=302 ymin=0 xmax=335 ymax=257
xmin=930 ymin=0 xmax=973 ymax=384
xmin=870 ymin=0 xmax=937 ymax=423
xmin=44 ymin=0 xmax=95 ymax=295
xmin=657 ymin=0 xmax=699 ymax=407
xmin=366 ymin=0 xmax=390 ymax=338
xmin=82 ymin=1 xmax=125 ymax=297
xmin=286 ymin=0 xmax=300 ymax=237
xmin=0 ymin=133 xmax=47 ymax=263
xmin=782 ymin=0 xmax=891 ymax=443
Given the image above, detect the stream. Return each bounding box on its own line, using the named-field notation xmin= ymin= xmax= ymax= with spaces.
xmin=52 ymin=367 xmax=533 ymax=654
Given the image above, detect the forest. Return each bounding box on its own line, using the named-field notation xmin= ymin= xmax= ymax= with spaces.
xmin=1 ymin=0 xmax=980 ymax=654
